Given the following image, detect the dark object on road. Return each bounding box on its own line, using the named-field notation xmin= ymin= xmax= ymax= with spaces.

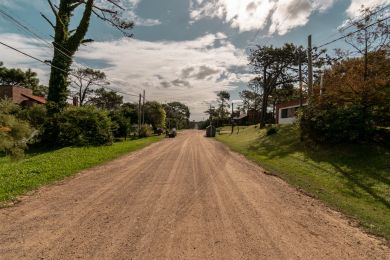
xmin=155 ymin=128 xmax=164 ymax=136
xmin=167 ymin=128 xmax=177 ymax=138
xmin=206 ymin=125 xmax=216 ymax=137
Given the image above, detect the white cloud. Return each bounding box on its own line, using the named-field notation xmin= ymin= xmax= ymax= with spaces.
xmin=0 ymin=33 xmax=250 ymax=120
xmin=346 ymin=0 xmax=390 ymax=17
xmin=76 ymin=33 xmax=250 ymax=120
xmin=190 ymin=0 xmax=336 ymax=35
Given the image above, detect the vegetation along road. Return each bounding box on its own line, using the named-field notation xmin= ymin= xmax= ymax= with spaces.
xmin=0 ymin=131 xmax=389 ymax=259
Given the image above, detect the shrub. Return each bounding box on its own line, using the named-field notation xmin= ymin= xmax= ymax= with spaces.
xmin=299 ymin=102 xmax=375 ymax=144
xmin=109 ymin=110 xmax=131 ymax=139
xmin=266 ymin=127 xmax=278 ymax=136
xmin=0 ymin=99 xmax=33 ymax=158
xmin=43 ymin=106 xmax=113 ymax=147
xmin=139 ymin=124 xmax=153 ymax=138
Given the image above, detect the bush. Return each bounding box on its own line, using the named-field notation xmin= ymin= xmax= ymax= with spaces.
xmin=43 ymin=106 xmax=113 ymax=147
xmin=299 ymin=102 xmax=375 ymax=144
xmin=109 ymin=110 xmax=131 ymax=139
xmin=0 ymin=99 xmax=33 ymax=158
xmin=139 ymin=124 xmax=153 ymax=138
xmin=266 ymin=127 xmax=278 ymax=136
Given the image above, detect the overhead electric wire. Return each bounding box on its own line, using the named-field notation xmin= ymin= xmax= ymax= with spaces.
xmin=315 ymin=15 xmax=390 ymax=49
xmin=0 ymin=8 xmax=141 ymax=98
xmin=0 ymin=40 xmax=139 ymax=97
xmin=314 ymin=4 xmax=390 ymax=47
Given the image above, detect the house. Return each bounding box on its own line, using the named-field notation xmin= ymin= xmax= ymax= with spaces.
xmin=232 ymin=112 xmax=248 ymax=125
xmin=276 ymin=99 xmax=307 ymax=124
xmin=0 ymin=86 xmax=46 ymax=106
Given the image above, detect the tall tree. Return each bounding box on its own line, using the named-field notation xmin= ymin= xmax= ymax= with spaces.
xmin=71 ymin=68 xmax=108 ymax=106
xmin=249 ymin=44 xmax=298 ymax=128
xmin=43 ymin=0 xmax=133 ymax=111
xmin=89 ymin=87 xmax=123 ymax=110
xmin=216 ymin=90 xmax=230 ymax=124
xmin=340 ymin=6 xmax=390 ymax=81
xmin=163 ymin=102 xmax=190 ymax=129
xmin=144 ymin=101 xmax=166 ymax=129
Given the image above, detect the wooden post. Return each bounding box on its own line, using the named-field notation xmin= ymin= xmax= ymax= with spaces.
xmin=307 ymin=35 xmax=313 ymax=97
xmin=138 ymin=94 xmax=141 ymax=136
xmin=299 ymin=55 xmax=303 ymax=107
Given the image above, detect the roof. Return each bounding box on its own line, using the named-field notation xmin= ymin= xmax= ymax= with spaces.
xmin=21 ymin=93 xmax=47 ymax=104
xmin=233 ymin=113 xmax=248 ymax=120
xmin=276 ymin=98 xmax=307 ymax=109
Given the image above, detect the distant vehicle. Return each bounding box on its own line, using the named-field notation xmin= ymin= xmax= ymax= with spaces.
xmin=155 ymin=128 xmax=164 ymax=136
xmin=167 ymin=128 xmax=177 ymax=138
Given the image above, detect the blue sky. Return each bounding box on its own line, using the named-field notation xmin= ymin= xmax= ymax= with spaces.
xmin=0 ymin=0 xmax=389 ymax=120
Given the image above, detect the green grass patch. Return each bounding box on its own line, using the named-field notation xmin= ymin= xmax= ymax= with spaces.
xmin=0 ymin=136 xmax=162 ymax=203
xmin=217 ymin=125 xmax=390 ymax=240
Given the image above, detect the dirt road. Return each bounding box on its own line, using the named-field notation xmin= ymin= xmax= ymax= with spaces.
xmin=0 ymin=130 xmax=388 ymax=259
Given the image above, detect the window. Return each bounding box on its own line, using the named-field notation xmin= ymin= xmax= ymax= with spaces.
xmin=281 ymin=108 xmax=288 ymax=118
xmin=281 ymin=107 xmax=299 ymax=119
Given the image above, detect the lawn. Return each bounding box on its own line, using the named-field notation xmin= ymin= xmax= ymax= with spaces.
xmin=217 ymin=125 xmax=390 ymax=240
xmin=0 ymin=136 xmax=162 ymax=203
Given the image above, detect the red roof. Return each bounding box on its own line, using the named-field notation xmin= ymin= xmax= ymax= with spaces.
xmin=21 ymin=93 xmax=47 ymax=104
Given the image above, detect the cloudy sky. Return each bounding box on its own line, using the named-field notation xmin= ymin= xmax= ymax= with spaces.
xmin=0 ymin=0 xmax=389 ymax=120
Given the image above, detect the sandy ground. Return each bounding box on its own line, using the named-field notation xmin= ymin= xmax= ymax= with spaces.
xmin=0 ymin=130 xmax=388 ymax=259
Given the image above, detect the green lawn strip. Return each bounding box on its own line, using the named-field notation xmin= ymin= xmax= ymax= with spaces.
xmin=216 ymin=125 xmax=390 ymax=240
xmin=0 ymin=136 xmax=162 ymax=203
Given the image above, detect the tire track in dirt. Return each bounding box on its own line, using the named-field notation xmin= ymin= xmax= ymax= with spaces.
xmin=0 ymin=130 xmax=388 ymax=259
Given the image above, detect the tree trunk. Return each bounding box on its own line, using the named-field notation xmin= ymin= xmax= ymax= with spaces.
xmin=259 ymin=92 xmax=268 ymax=129
xmin=47 ymin=48 xmax=72 ymax=111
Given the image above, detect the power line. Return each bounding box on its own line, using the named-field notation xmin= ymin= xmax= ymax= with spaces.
xmin=314 ymin=4 xmax=390 ymax=47
xmin=315 ymin=15 xmax=390 ymax=49
xmin=0 ymin=40 xmax=139 ymax=97
xmin=0 ymin=8 xmax=91 ymax=71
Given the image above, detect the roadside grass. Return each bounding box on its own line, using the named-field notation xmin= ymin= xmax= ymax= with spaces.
xmin=0 ymin=136 xmax=162 ymax=203
xmin=216 ymin=125 xmax=390 ymax=240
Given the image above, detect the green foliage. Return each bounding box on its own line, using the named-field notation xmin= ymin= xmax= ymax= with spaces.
xmin=89 ymin=88 xmax=123 ymax=111
xmin=139 ymin=124 xmax=153 ymax=138
xmin=301 ymin=51 xmax=390 ymax=144
xmin=43 ymin=106 xmax=113 ymax=147
xmin=266 ymin=126 xmax=278 ymax=136
xmin=163 ymin=101 xmax=190 ymax=129
xmin=299 ymin=103 xmax=375 ymax=144
xmin=110 ymin=109 xmax=131 ymax=139
xmin=0 ymin=99 xmax=33 ymax=158
xmin=0 ymin=63 xmax=48 ymax=96
xmin=144 ymin=101 xmax=166 ymax=129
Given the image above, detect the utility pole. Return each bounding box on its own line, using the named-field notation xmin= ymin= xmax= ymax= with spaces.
xmin=298 ymin=54 xmax=303 ymax=108
xmin=231 ymin=102 xmax=234 ymax=134
xmin=142 ymin=90 xmax=145 ymax=125
xmin=138 ymin=93 xmax=141 ymax=136
xmin=320 ymin=72 xmax=324 ymax=97
xmin=307 ymin=35 xmax=313 ymax=97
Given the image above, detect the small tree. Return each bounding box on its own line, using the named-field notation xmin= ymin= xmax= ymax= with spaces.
xmin=144 ymin=101 xmax=166 ymax=130
xmin=0 ymin=99 xmax=33 ymax=158
xmin=89 ymin=87 xmax=123 ymax=111
xmin=0 ymin=63 xmax=48 ymax=97
xmin=71 ymin=68 xmax=108 ymax=106
xmin=341 ymin=6 xmax=390 ymax=81
xmin=216 ymin=90 xmax=230 ymax=125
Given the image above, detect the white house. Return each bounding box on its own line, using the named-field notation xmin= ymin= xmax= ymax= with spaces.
xmin=276 ymin=99 xmax=307 ymax=125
